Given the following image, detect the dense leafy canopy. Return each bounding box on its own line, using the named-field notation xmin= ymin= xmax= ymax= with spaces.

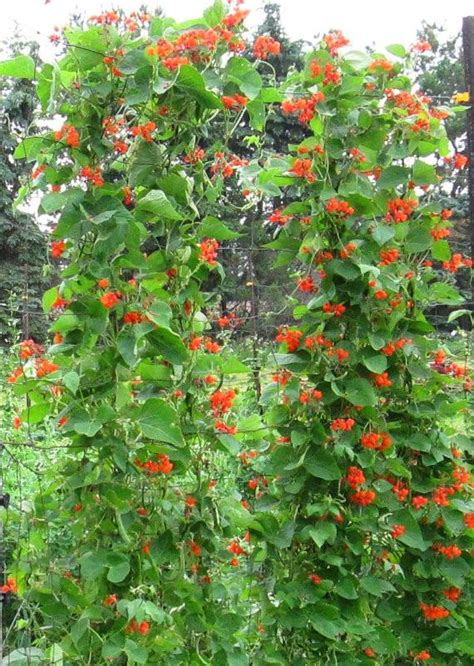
xmin=2 ymin=2 xmax=472 ymax=665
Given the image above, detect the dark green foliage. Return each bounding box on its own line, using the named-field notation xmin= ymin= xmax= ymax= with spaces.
xmin=0 ymin=37 xmax=49 ymax=343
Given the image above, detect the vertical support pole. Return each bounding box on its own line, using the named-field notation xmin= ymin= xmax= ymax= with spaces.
xmin=462 ymin=17 xmax=474 ymax=272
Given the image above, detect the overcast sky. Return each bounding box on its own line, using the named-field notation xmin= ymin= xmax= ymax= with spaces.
xmin=2 ymin=0 xmax=473 ymax=58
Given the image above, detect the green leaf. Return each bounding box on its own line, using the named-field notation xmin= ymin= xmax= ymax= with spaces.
xmin=198 ymin=216 xmax=241 ymax=240
xmin=4 ymin=648 xmax=43 ymax=664
xmin=334 ymin=577 xmax=358 ymax=600
xmin=226 ymin=57 xmax=262 ymax=99
xmin=106 ymin=553 xmax=130 ymax=583
xmin=386 ymin=44 xmax=407 ymax=58
xmin=204 ymin=0 xmax=225 ymax=27
xmin=137 ymin=398 xmax=185 ymax=447
xmin=309 ymin=521 xmax=337 ymax=547
xmin=63 ymin=371 xmax=80 ymax=395
xmin=42 ymin=287 xmax=59 ymax=313
xmin=67 ymin=410 xmax=103 ymax=437
xmin=447 ymin=309 xmax=470 ymax=323
xmin=428 ymin=283 xmax=464 ymax=305
xmin=21 ymin=402 xmax=50 ymax=425
xmin=369 ymin=627 xmax=399 ymax=654
xmin=79 ymin=551 xmax=107 ymax=579
xmin=124 ymin=640 xmax=149 ymax=665
xmin=149 ymin=327 xmax=189 ymax=365
xmin=362 ymin=353 xmax=387 ymax=373
xmin=432 ymin=240 xmax=451 ymax=261
xmin=64 ymin=27 xmax=106 ymax=70
xmin=390 ymin=509 xmax=426 ymax=550
xmin=372 ymin=224 xmax=395 ymax=246
xmin=342 ymin=378 xmax=377 ymax=407
xmin=136 ymin=190 xmax=183 ymax=220
xmin=305 ymin=448 xmax=341 ymax=480
xmin=360 ymin=576 xmax=396 ymax=596
xmin=175 ymin=65 xmax=222 ymax=109
xmin=378 ymin=166 xmax=410 ymax=189
xmin=412 ymin=160 xmax=438 ymax=185
xmin=405 ymin=221 xmax=432 ymax=254
xmin=310 ymin=602 xmax=344 ymax=639
xmin=247 ymin=99 xmax=266 ymax=131
xmin=0 ymin=55 xmax=35 ymax=79
xmin=14 ymin=137 xmax=45 ymax=161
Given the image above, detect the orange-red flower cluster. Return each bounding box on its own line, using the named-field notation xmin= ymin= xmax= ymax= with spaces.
xmin=253 ymin=35 xmax=281 ymax=60
xmin=199 ymin=238 xmax=219 ymax=265
xmin=350 ymin=490 xmax=376 ymax=506
xmin=346 ymin=466 xmax=366 ymax=489
xmin=275 ymin=327 xmax=303 ymax=352
xmin=210 ymin=389 xmax=236 ymax=416
xmin=322 ymin=302 xmax=346 ymax=317
xmin=325 ymin=198 xmax=355 ymax=217
xmin=54 ymin=124 xmax=80 ymax=148
xmin=290 ymin=158 xmax=316 ymax=183
xmin=50 ymin=240 xmax=66 ymax=258
xmin=360 ymin=431 xmax=392 ymax=451
xmin=419 ymin=603 xmax=449 ymax=621
xmin=281 ymin=92 xmax=325 ymax=123
xmin=80 ymin=166 xmax=104 ymax=188
xmin=385 ymin=198 xmax=418 ymax=223
xmin=135 ymin=453 xmax=173 ymax=475
xmin=331 ymin=418 xmax=355 ymax=432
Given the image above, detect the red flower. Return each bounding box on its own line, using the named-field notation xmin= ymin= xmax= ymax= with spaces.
xmin=210 ymin=389 xmax=236 ymax=416
xmin=199 ymin=238 xmax=219 ymax=265
xmin=290 ymin=158 xmax=316 ymax=183
xmin=189 ymin=336 xmax=203 ymax=351
xmin=189 ymin=540 xmax=201 ymax=556
xmin=214 ymin=421 xmax=237 ymax=434
xmin=331 ymin=418 xmax=355 ymax=432
xmin=360 ymin=432 xmax=392 ymax=451
xmin=131 ymin=121 xmax=156 ymax=142
xmin=51 ymin=240 xmax=66 ymax=258
xmin=0 ymin=578 xmax=17 ymax=594
xmin=123 ymin=311 xmax=144 ymax=324
xmin=103 ymin=594 xmax=118 ymax=606
xmin=419 ymin=602 xmax=449 ymax=620
xmin=443 ymin=586 xmax=461 ymax=602
xmin=350 ymin=490 xmax=376 ymax=506
xmin=35 ymin=359 xmax=60 ymax=378
xmin=413 ymin=651 xmax=431 ymax=661
xmin=345 ymin=466 xmax=366 ymax=489
xmin=412 ymin=496 xmax=429 ymax=510
xmin=297 ymin=276 xmax=316 ymax=292
xmin=385 ymin=198 xmax=418 ymax=223
xmin=309 ymin=573 xmax=322 ymax=584
xmin=438 ymin=545 xmax=462 ymax=559
xmin=253 ymin=35 xmax=281 ymax=60
xmin=275 ymin=327 xmax=303 ymax=352
xmin=372 ymin=372 xmax=392 ymax=388
xmin=325 ymin=198 xmax=354 ymax=217
xmin=80 ymin=165 xmax=104 ymax=187
xmin=100 ymin=292 xmax=121 ymax=309
xmin=54 ymin=124 xmax=80 ymax=148
xmin=324 ymin=30 xmax=349 ymax=55
xmin=390 ymin=524 xmax=406 ymax=538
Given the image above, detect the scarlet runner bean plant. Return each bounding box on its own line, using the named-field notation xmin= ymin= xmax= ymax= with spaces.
xmin=242 ymin=33 xmax=473 ymax=665
xmin=1 ymin=3 xmax=473 ymax=666
xmin=2 ymin=2 xmax=282 ymax=664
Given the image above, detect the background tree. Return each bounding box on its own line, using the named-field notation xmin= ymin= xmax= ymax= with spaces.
xmin=0 ymin=35 xmax=48 ymax=344
xmin=413 ymin=23 xmax=471 ymax=321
